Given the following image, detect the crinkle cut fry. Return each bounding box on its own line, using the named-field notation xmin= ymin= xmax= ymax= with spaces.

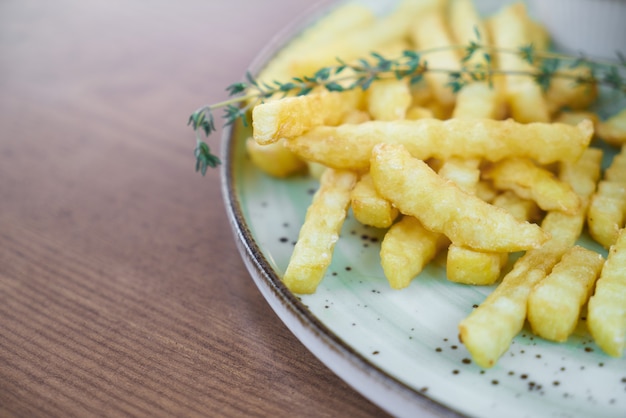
xmin=282 ymin=169 xmax=357 ymax=294
xmin=458 ymin=149 xmax=603 ymax=368
xmin=369 ymin=143 xmax=548 ymax=252
xmin=286 ymin=118 xmax=593 ymax=171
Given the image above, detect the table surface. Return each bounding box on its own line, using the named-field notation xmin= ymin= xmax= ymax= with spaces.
xmin=0 ymin=1 xmax=389 ymax=416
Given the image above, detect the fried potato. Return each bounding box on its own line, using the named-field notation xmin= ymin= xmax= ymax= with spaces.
xmin=597 ymin=108 xmax=626 ymax=146
xmin=492 ymin=190 xmax=542 ymax=224
xmin=528 ymin=246 xmax=604 ymax=342
xmin=405 ymin=106 xmax=435 ymax=120
xmin=587 ymin=227 xmax=626 ymax=357
xmin=446 ymin=245 xmax=507 ymax=285
xmin=409 ymin=7 xmax=460 ymax=108
xmin=438 ymin=158 xmax=506 ymax=285
xmin=437 ymin=157 xmax=480 ymax=195
xmin=350 ymin=173 xmax=399 ymax=228
xmin=252 ymin=89 xmax=363 ymax=145
xmin=370 ymin=143 xmax=548 ymax=252
xmin=289 ymin=0 xmax=440 ymax=77
xmin=587 ymin=182 xmax=626 ymax=249
xmin=553 ymin=110 xmax=600 ymax=129
xmin=483 ymin=157 xmax=581 ymax=214
xmin=255 ymin=2 xmax=376 ymax=86
xmin=488 ymin=3 xmax=550 ymax=123
xmin=588 ymin=146 xmax=626 ymax=248
xmin=286 ymin=118 xmax=593 ymax=171
xmin=380 ymin=216 xmax=446 ymax=289
xmin=282 ymin=169 xmax=357 ymax=294
xmin=366 ymin=79 xmax=412 ymax=121
xmin=452 ymin=83 xmax=502 ymax=120
xmin=546 ymin=66 xmax=598 ymax=115
xmin=448 ymin=0 xmax=504 ymax=120
xmin=447 ymin=190 xmax=541 ymax=286
xmin=459 ymin=148 xmax=602 ymax=368
xmin=245 ymin=138 xmax=306 ymax=178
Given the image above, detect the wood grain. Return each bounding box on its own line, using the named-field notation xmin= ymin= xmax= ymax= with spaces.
xmin=0 ymin=0 xmax=388 ymax=416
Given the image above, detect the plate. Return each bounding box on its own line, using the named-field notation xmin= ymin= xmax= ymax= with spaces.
xmin=220 ymin=1 xmax=626 ymax=417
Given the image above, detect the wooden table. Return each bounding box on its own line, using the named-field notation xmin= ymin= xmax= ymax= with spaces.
xmin=0 ymin=1 xmax=388 ymax=416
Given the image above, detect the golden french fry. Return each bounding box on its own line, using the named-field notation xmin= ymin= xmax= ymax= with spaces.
xmin=483 ymin=157 xmax=581 ymax=214
xmin=527 ymin=246 xmax=604 ymax=342
xmin=587 ymin=228 xmax=626 ymax=357
xmin=553 ymin=110 xmax=600 ymax=129
xmin=366 ymin=79 xmax=412 ymax=121
xmin=405 ymin=106 xmax=435 ymax=120
xmin=286 ymin=118 xmax=593 ymax=171
xmin=438 ymin=157 xmax=480 ymax=194
xmin=452 ymin=82 xmax=502 ymax=120
xmin=350 ymin=173 xmax=399 ymax=228
xmin=448 ymin=0 xmax=504 ymax=120
xmin=255 ymin=2 xmax=376 ymax=85
xmin=370 ymin=143 xmax=549 ymax=252
xmin=380 ymin=216 xmax=446 ymax=289
xmin=438 ymin=157 xmax=506 ymax=285
xmin=252 ymin=89 xmax=363 ymax=145
xmin=409 ymin=7 xmax=460 ymax=108
xmin=588 ymin=145 xmax=626 ymax=248
xmin=246 ymin=138 xmax=306 ymax=178
xmin=289 ymin=0 xmax=440 ymax=77
xmin=459 ymin=148 xmax=602 ymax=368
xmin=488 ymin=3 xmax=550 ymax=123
xmin=341 ymin=109 xmax=371 ymax=124
xmin=492 ymin=190 xmax=542 ymax=223
xmin=446 ymin=245 xmax=507 ymax=285
xmin=546 ymin=66 xmax=598 ymax=114
xmin=597 ymin=108 xmax=626 ymax=146
xmin=587 ymin=182 xmax=626 ymax=248
xmin=282 ymin=169 xmax=357 ymax=294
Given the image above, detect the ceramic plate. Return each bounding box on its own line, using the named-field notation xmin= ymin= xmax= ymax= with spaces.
xmin=221 ymin=1 xmax=626 ymax=416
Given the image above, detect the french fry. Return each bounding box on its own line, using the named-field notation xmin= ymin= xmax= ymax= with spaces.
xmin=255 ymin=2 xmax=376 ymax=86
xmin=366 ymin=79 xmax=412 ymax=121
xmin=588 ymin=145 xmax=626 ymax=248
xmin=438 ymin=158 xmax=507 ymax=285
xmin=527 ymin=246 xmax=604 ymax=342
xmin=587 ymin=182 xmax=626 ymax=248
xmin=286 ymin=118 xmax=593 ymax=171
xmin=446 ymin=245 xmax=507 ymax=286
xmin=245 ymin=138 xmax=306 ymax=178
xmin=487 ymin=3 xmax=550 ymax=123
xmin=447 ymin=190 xmax=541 ymax=286
xmin=553 ymin=110 xmax=600 ymax=129
xmin=370 ymin=143 xmax=549 ymax=252
xmin=448 ymin=0 xmax=503 ymax=121
xmin=380 ymin=216 xmax=447 ymax=289
xmin=437 ymin=157 xmax=480 ymax=195
xmin=597 ymin=108 xmax=626 ymax=146
xmin=587 ymin=228 xmax=626 ymax=357
xmin=289 ymin=0 xmax=441 ymax=77
xmin=409 ymin=7 xmax=460 ymax=108
xmin=350 ymin=173 xmax=399 ymax=228
xmin=459 ymin=148 xmax=602 ymax=368
xmin=252 ymin=89 xmax=364 ymax=145
xmin=546 ymin=66 xmax=598 ymax=115
xmin=282 ymin=169 xmax=357 ymax=294
xmin=483 ymin=157 xmax=581 ymax=214
xmin=405 ymin=106 xmax=435 ymax=120
xmin=492 ymin=190 xmax=542 ymax=224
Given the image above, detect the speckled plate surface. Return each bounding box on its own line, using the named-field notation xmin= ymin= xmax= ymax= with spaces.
xmin=221 ymin=1 xmax=626 ymax=417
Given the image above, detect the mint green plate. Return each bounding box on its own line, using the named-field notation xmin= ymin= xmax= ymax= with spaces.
xmin=221 ymin=1 xmax=626 ymax=416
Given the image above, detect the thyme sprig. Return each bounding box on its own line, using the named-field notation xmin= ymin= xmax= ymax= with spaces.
xmin=190 ymin=42 xmax=626 ymax=175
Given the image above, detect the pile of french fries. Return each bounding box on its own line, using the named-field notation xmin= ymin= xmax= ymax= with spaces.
xmin=246 ymin=0 xmax=626 ymax=367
